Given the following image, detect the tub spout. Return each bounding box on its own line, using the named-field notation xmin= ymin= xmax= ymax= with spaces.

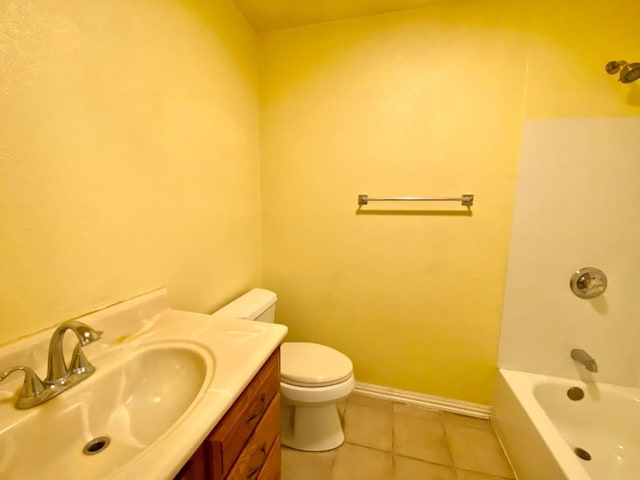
xmin=571 ymin=349 xmax=598 ymax=373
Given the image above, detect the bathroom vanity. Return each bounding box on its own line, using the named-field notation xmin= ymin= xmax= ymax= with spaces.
xmin=176 ymin=349 xmax=281 ymax=480
xmin=0 ymin=289 xmax=287 ymax=480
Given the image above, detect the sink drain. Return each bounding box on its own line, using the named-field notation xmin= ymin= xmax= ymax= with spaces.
xmin=567 ymin=387 xmax=585 ymax=401
xmin=574 ymin=447 xmax=591 ymax=461
xmin=83 ymin=436 xmax=111 ymax=456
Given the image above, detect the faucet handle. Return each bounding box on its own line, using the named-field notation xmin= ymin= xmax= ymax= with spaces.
xmin=0 ymin=366 xmax=46 ymax=398
xmin=69 ymin=344 xmax=96 ymax=376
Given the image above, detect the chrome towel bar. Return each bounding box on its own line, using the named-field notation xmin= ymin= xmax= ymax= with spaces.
xmin=358 ymin=194 xmax=474 ymax=207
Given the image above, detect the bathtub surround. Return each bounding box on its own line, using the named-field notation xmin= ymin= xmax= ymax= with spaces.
xmin=498 ymin=118 xmax=640 ymax=387
xmin=494 ymin=118 xmax=640 ymax=480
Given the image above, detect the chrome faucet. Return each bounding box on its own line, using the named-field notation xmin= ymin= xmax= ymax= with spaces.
xmin=0 ymin=321 xmax=102 ymax=409
xmin=571 ymin=348 xmax=598 ymax=373
xmin=45 ymin=320 xmax=103 ymax=383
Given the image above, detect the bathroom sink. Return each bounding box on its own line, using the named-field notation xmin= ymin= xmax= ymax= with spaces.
xmin=0 ymin=341 xmax=213 ymax=479
xmin=0 ymin=288 xmax=286 ymax=479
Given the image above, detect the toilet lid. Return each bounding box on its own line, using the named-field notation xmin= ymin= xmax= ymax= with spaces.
xmin=280 ymin=342 xmax=353 ymax=387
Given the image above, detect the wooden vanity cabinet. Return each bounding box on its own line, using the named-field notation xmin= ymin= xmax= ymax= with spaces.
xmin=175 ymin=349 xmax=281 ymax=480
xmin=174 ymin=444 xmax=207 ymax=480
xmin=254 ymin=434 xmax=280 ymax=480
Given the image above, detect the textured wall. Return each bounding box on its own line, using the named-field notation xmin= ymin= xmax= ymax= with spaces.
xmin=0 ymin=0 xmax=260 ymax=344
xmin=259 ymin=0 xmax=530 ymax=404
xmin=259 ymin=0 xmax=640 ymax=404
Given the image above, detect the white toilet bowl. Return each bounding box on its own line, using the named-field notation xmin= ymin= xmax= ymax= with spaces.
xmin=211 ymin=289 xmax=355 ymax=452
xmin=279 ymin=342 xmax=354 ymax=451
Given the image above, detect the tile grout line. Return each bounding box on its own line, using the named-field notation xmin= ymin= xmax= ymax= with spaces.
xmin=441 ymin=412 xmax=456 ymax=476
xmin=442 ymin=420 xmax=516 ymax=480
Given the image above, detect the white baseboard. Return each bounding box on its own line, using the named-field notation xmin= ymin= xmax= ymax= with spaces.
xmin=353 ymin=381 xmax=491 ymax=419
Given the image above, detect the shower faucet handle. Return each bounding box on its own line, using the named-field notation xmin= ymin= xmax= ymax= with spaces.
xmin=570 ymin=267 xmax=607 ymax=299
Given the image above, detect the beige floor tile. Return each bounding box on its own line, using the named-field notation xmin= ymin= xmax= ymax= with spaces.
xmin=332 ymin=443 xmax=393 ymax=480
xmin=347 ymin=393 xmax=393 ymax=411
xmin=281 ymin=447 xmax=336 ymax=480
xmin=394 ymin=411 xmax=452 ymax=465
xmin=456 ymin=469 xmax=513 ymax=480
xmin=443 ymin=413 xmax=492 ymax=431
xmin=344 ymin=403 xmax=393 ymax=451
xmin=445 ymin=425 xmax=514 ymax=479
xmin=395 ymin=455 xmax=456 ymax=480
xmin=394 ymin=402 xmax=444 ymax=421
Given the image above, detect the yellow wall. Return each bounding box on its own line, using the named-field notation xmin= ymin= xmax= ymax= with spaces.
xmin=524 ymin=0 xmax=640 ymax=118
xmin=0 ymin=0 xmax=260 ymax=344
xmin=1 ymin=0 xmax=637 ymax=403
xmin=259 ymin=0 xmax=639 ymax=404
xmin=259 ymin=0 xmax=530 ymax=404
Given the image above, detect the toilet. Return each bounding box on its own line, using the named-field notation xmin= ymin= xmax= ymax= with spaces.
xmin=212 ymin=288 xmax=355 ymax=451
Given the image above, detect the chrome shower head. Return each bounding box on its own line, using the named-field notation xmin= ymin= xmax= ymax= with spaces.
xmin=605 ymin=60 xmax=640 ymax=84
xmin=620 ymin=63 xmax=640 ymax=84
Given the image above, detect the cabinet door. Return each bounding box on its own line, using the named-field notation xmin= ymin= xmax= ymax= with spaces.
xmin=208 ymin=350 xmax=280 ymax=480
xmin=257 ymin=435 xmax=281 ymax=480
xmin=225 ymin=395 xmax=280 ymax=480
xmin=174 ymin=444 xmax=207 ymax=480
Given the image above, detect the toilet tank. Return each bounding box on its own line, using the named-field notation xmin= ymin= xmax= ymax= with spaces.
xmin=211 ymin=288 xmax=277 ymax=323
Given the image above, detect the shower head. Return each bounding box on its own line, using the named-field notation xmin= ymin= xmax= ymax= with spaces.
xmin=605 ymin=60 xmax=640 ymax=84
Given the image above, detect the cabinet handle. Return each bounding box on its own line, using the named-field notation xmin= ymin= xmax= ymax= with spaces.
xmin=246 ymin=443 xmax=268 ymax=478
xmin=246 ymin=393 xmax=267 ymax=424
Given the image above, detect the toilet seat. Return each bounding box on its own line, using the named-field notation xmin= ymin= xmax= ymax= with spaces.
xmin=280 ymin=373 xmax=355 ymax=406
xmin=281 ymin=342 xmax=353 ymax=387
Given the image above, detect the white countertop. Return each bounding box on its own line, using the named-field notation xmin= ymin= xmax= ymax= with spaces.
xmin=0 ymin=288 xmax=287 ymax=480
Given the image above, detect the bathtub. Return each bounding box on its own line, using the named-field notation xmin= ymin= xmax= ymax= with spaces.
xmin=492 ymin=369 xmax=640 ymax=480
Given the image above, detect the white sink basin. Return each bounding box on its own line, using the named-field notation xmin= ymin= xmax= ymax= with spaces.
xmin=0 ymin=341 xmax=213 ymax=479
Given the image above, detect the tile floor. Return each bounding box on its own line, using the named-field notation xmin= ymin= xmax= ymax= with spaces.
xmin=281 ymin=393 xmax=515 ymax=480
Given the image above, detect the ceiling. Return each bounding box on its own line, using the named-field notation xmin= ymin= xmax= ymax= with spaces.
xmin=233 ymin=0 xmax=456 ymax=32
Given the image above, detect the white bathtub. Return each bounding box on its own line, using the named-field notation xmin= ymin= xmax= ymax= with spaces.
xmin=492 ymin=369 xmax=640 ymax=480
